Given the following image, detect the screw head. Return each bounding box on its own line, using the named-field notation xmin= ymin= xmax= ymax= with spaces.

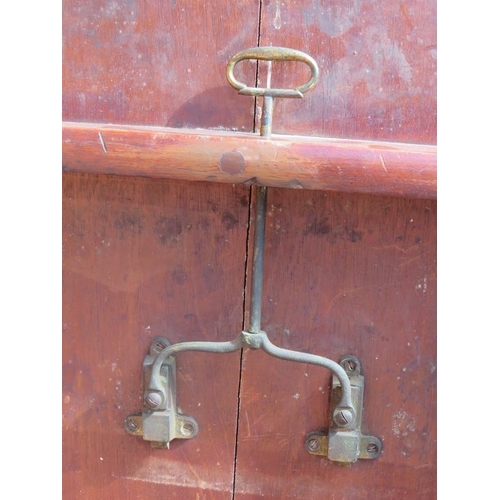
xmin=306 ymin=437 xmax=320 ymax=452
xmin=344 ymin=360 xmax=357 ymax=372
xmin=144 ymin=392 xmax=162 ymax=409
xmin=181 ymin=422 xmax=195 ymax=437
xmin=340 ymin=355 xmax=361 ymax=375
xmin=333 ymin=408 xmax=354 ymax=427
xmin=151 ymin=337 xmax=170 ymax=355
xmin=154 ymin=340 xmax=168 ymax=351
xmin=126 ymin=418 xmax=138 ymax=433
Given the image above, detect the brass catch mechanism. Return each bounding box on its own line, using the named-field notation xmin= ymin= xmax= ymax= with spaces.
xmin=305 ymin=356 xmax=382 ymax=463
xmin=124 ymin=337 xmax=199 ymax=447
xmin=125 ymin=47 xmax=382 ymax=464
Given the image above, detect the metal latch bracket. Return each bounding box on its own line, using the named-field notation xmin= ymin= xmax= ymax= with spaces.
xmin=125 ymin=337 xmax=198 ymax=448
xmin=305 ymin=355 xmax=382 ymax=463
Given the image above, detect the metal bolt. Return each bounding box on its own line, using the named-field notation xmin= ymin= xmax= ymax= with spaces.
xmin=334 ymin=409 xmax=354 ymax=426
xmin=181 ymin=422 xmax=195 ymax=436
xmin=154 ymin=340 xmax=168 ymax=351
xmin=151 ymin=337 xmax=169 ymax=355
xmin=307 ymin=437 xmax=320 ymax=452
xmin=344 ymin=359 xmax=357 ymax=372
xmin=126 ymin=418 xmax=138 ymax=432
xmin=366 ymin=443 xmax=379 ymax=456
xmin=145 ymin=392 xmax=162 ymax=409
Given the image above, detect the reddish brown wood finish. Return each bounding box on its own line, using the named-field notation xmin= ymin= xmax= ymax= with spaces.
xmin=63 ymin=122 xmax=436 ymax=199
xmin=235 ymin=188 xmax=436 ymax=499
xmin=233 ymin=8 xmax=437 ymax=494
xmin=62 ymin=173 xmax=250 ymax=499
xmin=63 ymin=0 xmax=436 ymax=498
xmin=257 ymin=0 xmax=437 ymax=144
xmin=62 ymin=0 xmax=260 ymax=130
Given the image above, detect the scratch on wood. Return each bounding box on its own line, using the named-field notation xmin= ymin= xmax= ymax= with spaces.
xmin=112 ymin=460 xmax=230 ymax=491
xmin=114 ymin=473 xmax=229 ymax=491
xmin=379 ymin=154 xmax=388 ymax=172
xmin=98 ymin=132 xmax=108 ymax=153
xmin=372 ymin=244 xmax=419 ymax=254
xmin=244 ymin=410 xmax=251 ymax=437
xmin=327 ymin=282 xmax=398 ymax=307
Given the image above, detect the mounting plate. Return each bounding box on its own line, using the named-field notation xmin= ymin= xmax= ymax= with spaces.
xmin=305 ymin=355 xmax=382 ymax=464
xmin=124 ymin=337 xmax=198 ymax=448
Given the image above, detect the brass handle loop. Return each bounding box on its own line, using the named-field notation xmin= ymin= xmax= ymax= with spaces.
xmin=226 ymin=46 xmax=319 ymax=98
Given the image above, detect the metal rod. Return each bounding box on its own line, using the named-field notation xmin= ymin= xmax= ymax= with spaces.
xmin=248 ymin=185 xmax=267 ymax=333
xmin=148 ymin=336 xmax=246 ymax=395
xmin=258 ymin=333 xmax=353 ymax=411
xmin=143 ymin=53 xmax=357 ymax=428
xmin=146 ymin=331 xmax=355 ymax=421
xmin=249 ymin=68 xmax=272 ymax=332
xmin=260 ymin=96 xmax=274 ymax=137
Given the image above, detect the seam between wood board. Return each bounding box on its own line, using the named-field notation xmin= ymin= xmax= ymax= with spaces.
xmin=232 ymin=2 xmax=264 ymax=498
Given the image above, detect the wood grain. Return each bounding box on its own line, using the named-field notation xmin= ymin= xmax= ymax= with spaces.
xmin=257 ymin=0 xmax=437 ymax=144
xmin=235 ymin=188 xmax=437 ymax=499
xmin=62 ymin=1 xmax=259 ymax=495
xmin=63 ymin=0 xmax=437 ymax=498
xmin=62 ymin=0 xmax=260 ymax=130
xmin=234 ymin=3 xmax=437 ymax=494
xmin=62 ymin=173 xmax=250 ymax=499
xmin=63 ymin=122 xmax=437 ymax=199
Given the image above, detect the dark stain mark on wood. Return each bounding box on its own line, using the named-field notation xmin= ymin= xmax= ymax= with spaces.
xmin=171 ymin=265 xmax=188 ymax=285
xmin=67 ymin=212 xmax=87 ymax=239
xmin=346 ymin=227 xmax=362 ymax=242
xmin=114 ymin=211 xmax=143 ymax=238
xmin=202 ymin=265 xmax=218 ymax=292
xmin=222 ymin=211 xmax=239 ymax=230
xmin=304 ymin=217 xmax=330 ymax=236
xmin=154 ymin=216 xmax=183 ymax=244
xmin=303 ymin=219 xmax=362 ymax=243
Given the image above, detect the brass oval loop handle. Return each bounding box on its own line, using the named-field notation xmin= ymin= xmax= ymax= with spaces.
xmin=226 ymin=46 xmax=319 ymax=98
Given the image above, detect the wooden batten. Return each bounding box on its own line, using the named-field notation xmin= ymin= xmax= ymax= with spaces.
xmin=63 ymin=122 xmax=437 ymax=199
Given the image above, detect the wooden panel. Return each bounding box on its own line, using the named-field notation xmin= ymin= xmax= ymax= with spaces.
xmin=62 ymin=0 xmax=260 ymax=130
xmin=63 ymin=122 xmax=437 ymax=199
xmin=62 ymin=1 xmax=259 ymax=496
xmin=232 ymin=2 xmax=437 ymax=497
xmin=63 ymin=1 xmax=437 ymax=498
xmin=62 ymin=173 xmax=250 ymax=499
xmin=258 ymin=0 xmax=436 ymax=143
xmin=234 ymin=188 xmax=436 ymax=499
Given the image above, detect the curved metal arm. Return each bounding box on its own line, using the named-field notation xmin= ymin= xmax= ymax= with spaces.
xmin=146 ymin=330 xmax=355 ymax=428
xmin=148 ymin=335 xmax=245 ymax=393
xmin=256 ymin=333 xmax=354 ymax=421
